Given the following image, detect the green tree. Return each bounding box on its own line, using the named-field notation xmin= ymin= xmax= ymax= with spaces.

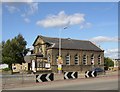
xmin=2 ymin=34 xmax=29 ymax=69
xmin=0 ymin=42 xmax=2 ymax=64
xmin=104 ymin=57 xmax=114 ymax=70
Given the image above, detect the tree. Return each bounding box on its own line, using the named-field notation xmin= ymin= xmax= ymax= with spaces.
xmin=0 ymin=42 xmax=2 ymax=64
xmin=2 ymin=34 xmax=29 ymax=69
xmin=104 ymin=57 xmax=114 ymax=70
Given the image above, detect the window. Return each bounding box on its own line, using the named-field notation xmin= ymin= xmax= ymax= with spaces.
xmin=74 ymin=54 xmax=79 ymax=65
xmin=98 ymin=55 xmax=101 ymax=65
xmin=91 ymin=54 xmax=94 ymax=65
xmin=47 ymin=54 xmax=51 ymax=62
xmin=83 ymin=55 xmax=87 ymax=65
xmin=37 ymin=61 xmax=40 ymax=68
xmin=39 ymin=46 xmax=42 ymax=53
xmin=66 ymin=54 xmax=70 ymax=65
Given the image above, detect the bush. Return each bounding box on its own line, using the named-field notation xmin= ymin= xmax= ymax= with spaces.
xmin=2 ymin=68 xmax=11 ymax=71
xmin=104 ymin=66 xmax=108 ymax=70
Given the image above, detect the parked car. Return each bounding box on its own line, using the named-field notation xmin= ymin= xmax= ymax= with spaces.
xmin=92 ymin=67 xmax=106 ymax=75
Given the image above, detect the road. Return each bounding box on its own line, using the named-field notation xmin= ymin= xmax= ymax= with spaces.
xmin=8 ymin=74 xmax=118 ymax=90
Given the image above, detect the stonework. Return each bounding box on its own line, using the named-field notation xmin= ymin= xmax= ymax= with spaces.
xmin=32 ymin=35 xmax=104 ymax=73
xmin=50 ymin=49 xmax=104 ymax=72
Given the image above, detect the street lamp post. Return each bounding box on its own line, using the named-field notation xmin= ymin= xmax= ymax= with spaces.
xmin=59 ymin=28 xmax=62 ymax=58
xmin=59 ymin=26 xmax=68 ymax=58
xmin=57 ymin=26 xmax=68 ymax=74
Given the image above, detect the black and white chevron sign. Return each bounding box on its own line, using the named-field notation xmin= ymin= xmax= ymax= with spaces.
xmin=64 ymin=72 xmax=78 ymax=79
xmin=85 ymin=71 xmax=97 ymax=78
xmin=36 ymin=73 xmax=54 ymax=82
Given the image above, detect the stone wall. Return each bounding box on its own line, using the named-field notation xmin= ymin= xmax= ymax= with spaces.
xmin=51 ymin=65 xmax=104 ymax=73
xmin=50 ymin=49 xmax=104 ymax=72
xmin=51 ymin=49 xmax=104 ymax=65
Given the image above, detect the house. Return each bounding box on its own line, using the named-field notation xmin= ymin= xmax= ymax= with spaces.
xmin=112 ymin=59 xmax=120 ymax=71
xmin=25 ymin=35 xmax=104 ymax=73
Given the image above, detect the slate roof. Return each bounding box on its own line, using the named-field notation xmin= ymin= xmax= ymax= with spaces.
xmin=33 ymin=35 xmax=104 ymax=52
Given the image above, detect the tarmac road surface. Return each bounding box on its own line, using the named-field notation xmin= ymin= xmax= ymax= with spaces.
xmin=7 ymin=74 xmax=118 ymax=90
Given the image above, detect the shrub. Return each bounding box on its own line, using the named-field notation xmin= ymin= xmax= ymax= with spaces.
xmin=2 ymin=68 xmax=11 ymax=71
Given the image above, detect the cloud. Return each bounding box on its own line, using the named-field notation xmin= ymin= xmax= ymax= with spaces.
xmin=105 ymin=48 xmax=118 ymax=54
xmin=90 ymin=36 xmax=118 ymax=43
xmin=104 ymin=48 xmax=118 ymax=59
xmin=5 ymin=5 xmax=20 ymax=13
xmin=80 ymin=22 xmax=92 ymax=29
xmin=27 ymin=2 xmax=38 ymax=15
xmin=4 ymin=2 xmax=38 ymax=23
xmin=21 ymin=2 xmax=38 ymax=17
xmin=36 ymin=11 xmax=86 ymax=28
xmin=21 ymin=2 xmax=38 ymax=23
xmin=24 ymin=18 xmax=31 ymax=23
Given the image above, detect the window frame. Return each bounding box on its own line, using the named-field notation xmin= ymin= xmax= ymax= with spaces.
xmin=66 ymin=54 xmax=70 ymax=65
xmin=98 ymin=55 xmax=101 ymax=65
xmin=82 ymin=54 xmax=87 ymax=65
xmin=74 ymin=54 xmax=79 ymax=65
xmin=91 ymin=54 xmax=94 ymax=65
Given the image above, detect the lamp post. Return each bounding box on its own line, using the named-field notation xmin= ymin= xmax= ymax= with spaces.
xmin=59 ymin=26 xmax=68 ymax=58
xmin=59 ymin=28 xmax=62 ymax=58
xmin=57 ymin=26 xmax=68 ymax=74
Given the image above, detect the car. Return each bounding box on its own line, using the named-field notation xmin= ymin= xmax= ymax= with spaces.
xmin=92 ymin=67 xmax=106 ymax=75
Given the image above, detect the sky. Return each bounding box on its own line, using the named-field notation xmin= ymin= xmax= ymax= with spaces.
xmin=2 ymin=1 xmax=118 ymax=59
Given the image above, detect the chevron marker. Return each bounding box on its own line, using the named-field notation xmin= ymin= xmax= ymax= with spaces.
xmin=85 ymin=71 xmax=89 ymax=78
xmin=71 ymin=72 xmax=75 ymax=78
xmin=46 ymin=74 xmax=51 ymax=81
xmin=91 ymin=71 xmax=95 ymax=77
xmin=64 ymin=72 xmax=69 ymax=79
xmin=36 ymin=74 xmax=42 ymax=82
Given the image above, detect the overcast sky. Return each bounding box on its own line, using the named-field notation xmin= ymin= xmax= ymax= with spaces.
xmin=2 ymin=1 xmax=118 ymax=59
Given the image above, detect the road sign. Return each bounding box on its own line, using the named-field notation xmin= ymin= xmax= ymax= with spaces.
xmin=85 ymin=71 xmax=97 ymax=78
xmin=57 ymin=64 xmax=62 ymax=70
xmin=45 ymin=63 xmax=51 ymax=69
xmin=64 ymin=72 xmax=78 ymax=79
xmin=36 ymin=73 xmax=54 ymax=82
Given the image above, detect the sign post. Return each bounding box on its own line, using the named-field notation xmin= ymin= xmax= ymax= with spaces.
xmin=58 ymin=64 xmax=62 ymax=74
xmin=57 ymin=56 xmax=63 ymax=74
xmin=32 ymin=60 xmax=36 ymax=73
xmin=45 ymin=63 xmax=51 ymax=69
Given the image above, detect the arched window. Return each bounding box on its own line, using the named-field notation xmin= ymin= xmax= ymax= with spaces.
xmin=83 ymin=55 xmax=87 ymax=65
xmin=74 ymin=54 xmax=79 ymax=65
xmin=91 ymin=54 xmax=94 ymax=65
xmin=39 ymin=46 xmax=42 ymax=52
xmin=98 ymin=55 xmax=101 ymax=65
xmin=66 ymin=54 xmax=70 ymax=65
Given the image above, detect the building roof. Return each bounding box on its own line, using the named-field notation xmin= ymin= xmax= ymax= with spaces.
xmin=33 ymin=35 xmax=104 ymax=52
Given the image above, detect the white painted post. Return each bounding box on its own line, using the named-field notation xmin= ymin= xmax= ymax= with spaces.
xmin=32 ymin=60 xmax=36 ymax=73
